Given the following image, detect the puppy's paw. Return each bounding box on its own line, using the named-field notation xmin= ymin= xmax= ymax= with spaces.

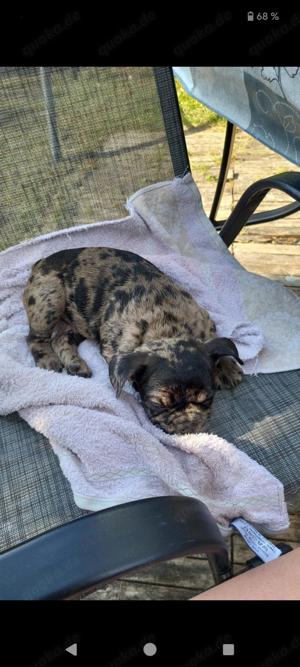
xmin=66 ymin=358 xmax=92 ymax=378
xmin=37 ymin=354 xmax=63 ymax=373
xmin=213 ymin=357 xmax=244 ymax=390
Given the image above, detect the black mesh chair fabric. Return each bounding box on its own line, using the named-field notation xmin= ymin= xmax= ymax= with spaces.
xmin=0 ymin=413 xmax=89 ymax=552
xmin=210 ymin=370 xmax=300 ymax=502
xmin=2 ymin=371 xmax=300 ymax=553
xmin=1 ymin=66 xmax=186 ymax=251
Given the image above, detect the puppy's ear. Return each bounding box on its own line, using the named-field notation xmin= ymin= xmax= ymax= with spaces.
xmin=109 ymin=352 xmax=151 ymax=398
xmin=205 ymin=337 xmax=243 ymax=366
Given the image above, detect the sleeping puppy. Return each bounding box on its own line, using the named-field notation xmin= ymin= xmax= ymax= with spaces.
xmin=23 ymin=247 xmax=244 ymax=435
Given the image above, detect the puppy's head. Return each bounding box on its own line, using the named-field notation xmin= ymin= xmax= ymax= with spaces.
xmin=109 ymin=337 xmax=243 ymax=435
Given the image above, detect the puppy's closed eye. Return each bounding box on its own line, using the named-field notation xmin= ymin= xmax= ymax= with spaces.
xmin=185 ymin=389 xmax=213 ymax=407
xmin=186 ymin=395 xmax=213 ymax=409
xmin=198 ymin=397 xmax=213 ymax=409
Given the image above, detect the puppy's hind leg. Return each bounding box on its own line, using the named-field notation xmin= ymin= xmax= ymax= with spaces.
xmin=27 ymin=331 xmax=64 ymax=372
xmin=24 ymin=271 xmax=65 ymax=372
xmin=51 ymin=323 xmax=92 ymax=378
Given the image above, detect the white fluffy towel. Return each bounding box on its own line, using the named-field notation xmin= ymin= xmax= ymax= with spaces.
xmin=0 ymin=174 xmax=295 ymax=536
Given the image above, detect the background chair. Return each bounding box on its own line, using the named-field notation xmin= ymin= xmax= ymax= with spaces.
xmin=0 ymin=66 xmax=299 ymax=599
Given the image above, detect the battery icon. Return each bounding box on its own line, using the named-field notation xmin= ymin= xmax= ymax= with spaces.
xmin=247 ymin=11 xmax=254 ymax=20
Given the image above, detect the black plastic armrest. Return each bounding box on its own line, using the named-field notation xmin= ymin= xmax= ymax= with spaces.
xmin=219 ymin=171 xmax=300 ymax=246
xmin=0 ymin=496 xmax=230 ymax=600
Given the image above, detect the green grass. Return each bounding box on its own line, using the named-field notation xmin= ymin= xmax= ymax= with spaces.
xmin=175 ymin=80 xmax=224 ymax=130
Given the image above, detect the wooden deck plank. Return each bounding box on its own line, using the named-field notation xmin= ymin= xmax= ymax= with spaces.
xmin=231 ymin=247 xmax=300 ymax=280
xmin=81 ymin=580 xmax=201 ymax=600
xmin=115 ymin=557 xmax=215 ymax=590
xmin=238 ymin=222 xmax=300 ymax=242
xmin=233 ymin=242 xmax=300 ymax=255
